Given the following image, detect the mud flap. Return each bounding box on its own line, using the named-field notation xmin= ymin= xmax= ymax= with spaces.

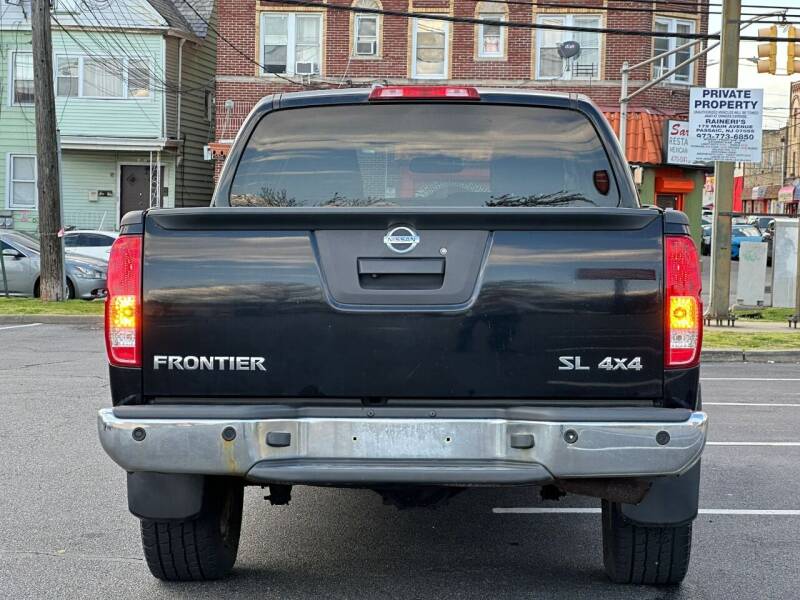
xmin=127 ymin=472 xmax=205 ymax=520
xmin=620 ymin=461 xmax=701 ymax=527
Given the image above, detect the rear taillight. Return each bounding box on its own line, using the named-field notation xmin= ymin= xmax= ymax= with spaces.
xmin=665 ymin=235 xmax=702 ymax=368
xmin=105 ymin=235 xmax=142 ymax=367
xmin=368 ymin=86 xmax=480 ymax=101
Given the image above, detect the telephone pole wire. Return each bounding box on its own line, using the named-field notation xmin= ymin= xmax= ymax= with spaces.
xmin=31 ymin=0 xmax=65 ymax=301
xmin=707 ymin=0 xmax=741 ymax=321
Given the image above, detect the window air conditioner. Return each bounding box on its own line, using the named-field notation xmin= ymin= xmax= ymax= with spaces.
xmin=295 ymin=62 xmax=317 ymax=75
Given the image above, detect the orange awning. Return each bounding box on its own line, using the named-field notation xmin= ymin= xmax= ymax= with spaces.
xmin=603 ymin=111 xmax=673 ymax=166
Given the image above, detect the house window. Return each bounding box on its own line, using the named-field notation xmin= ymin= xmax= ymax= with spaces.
xmin=412 ymin=18 xmax=448 ymax=79
xmin=83 ymin=58 xmax=124 ymax=97
xmin=56 ymin=57 xmax=79 ymax=97
xmin=127 ymin=59 xmax=151 ymax=98
xmin=477 ymin=2 xmax=506 ymax=58
xmin=261 ymin=13 xmax=323 ymax=76
xmin=12 ymin=53 xmax=34 ymax=105
xmin=54 ymin=57 xmax=151 ymax=99
xmin=353 ymin=0 xmax=380 ymax=57
xmin=653 ymin=17 xmax=695 ymax=84
xmin=536 ymin=14 xmax=601 ymax=80
xmin=8 ymin=155 xmax=37 ymax=209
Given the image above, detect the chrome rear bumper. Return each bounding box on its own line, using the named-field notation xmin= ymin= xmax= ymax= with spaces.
xmin=97 ymin=408 xmax=707 ymax=486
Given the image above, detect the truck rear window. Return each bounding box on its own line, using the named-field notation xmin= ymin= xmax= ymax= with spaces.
xmin=229 ymin=104 xmax=621 ymax=208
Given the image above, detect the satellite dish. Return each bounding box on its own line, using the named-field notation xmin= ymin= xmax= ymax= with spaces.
xmin=558 ymin=41 xmax=581 ymax=59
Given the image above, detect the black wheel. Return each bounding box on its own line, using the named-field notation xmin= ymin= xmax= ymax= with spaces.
xmin=140 ymin=479 xmax=243 ymax=581
xmin=602 ymin=500 xmax=692 ymax=585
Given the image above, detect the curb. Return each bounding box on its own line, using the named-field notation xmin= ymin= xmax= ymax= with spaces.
xmin=702 ymin=349 xmax=800 ymax=363
xmin=0 ymin=314 xmax=102 ymax=325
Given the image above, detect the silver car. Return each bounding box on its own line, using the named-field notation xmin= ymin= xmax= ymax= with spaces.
xmin=0 ymin=231 xmax=107 ymax=299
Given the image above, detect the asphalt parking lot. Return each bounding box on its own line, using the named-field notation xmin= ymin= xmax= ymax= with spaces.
xmin=1 ymin=323 xmax=799 ymax=599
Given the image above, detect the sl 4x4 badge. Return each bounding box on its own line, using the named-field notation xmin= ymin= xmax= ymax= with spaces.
xmin=558 ymin=356 xmax=643 ymax=371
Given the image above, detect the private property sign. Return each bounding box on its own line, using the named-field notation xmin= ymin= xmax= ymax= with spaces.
xmin=688 ymin=88 xmax=763 ymax=163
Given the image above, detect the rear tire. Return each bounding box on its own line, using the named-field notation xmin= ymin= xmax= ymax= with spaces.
xmin=140 ymin=479 xmax=243 ymax=581
xmin=602 ymin=500 xmax=692 ymax=585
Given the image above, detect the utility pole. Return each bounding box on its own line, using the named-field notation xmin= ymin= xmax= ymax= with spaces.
xmin=31 ymin=0 xmax=65 ymax=301
xmin=707 ymin=0 xmax=741 ymax=321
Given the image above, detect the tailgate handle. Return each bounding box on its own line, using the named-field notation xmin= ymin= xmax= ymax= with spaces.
xmin=358 ymin=258 xmax=445 ymax=276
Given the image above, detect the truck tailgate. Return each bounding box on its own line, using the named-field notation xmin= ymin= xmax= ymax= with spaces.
xmin=141 ymin=208 xmax=663 ymax=401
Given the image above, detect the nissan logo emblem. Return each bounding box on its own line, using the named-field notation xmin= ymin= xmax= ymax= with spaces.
xmin=383 ymin=226 xmax=420 ymax=254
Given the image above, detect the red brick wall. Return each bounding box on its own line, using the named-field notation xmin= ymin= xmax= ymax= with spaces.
xmin=214 ymin=0 xmax=710 ymax=166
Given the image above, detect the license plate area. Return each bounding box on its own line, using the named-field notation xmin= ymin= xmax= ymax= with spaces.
xmin=299 ymin=419 xmax=506 ymax=460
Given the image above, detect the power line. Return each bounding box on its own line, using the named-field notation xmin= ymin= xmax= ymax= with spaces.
xmin=50 ymin=13 xmax=212 ymax=95
xmin=463 ymin=0 xmax=704 ymax=15
xmin=176 ymin=0 xmax=317 ymax=88
xmin=259 ymin=0 xmax=793 ymax=42
xmin=459 ymin=0 xmax=800 ymax=18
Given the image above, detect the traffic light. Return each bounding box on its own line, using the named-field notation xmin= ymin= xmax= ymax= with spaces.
xmin=757 ymin=25 xmax=777 ymax=74
xmin=789 ymin=26 xmax=800 ymax=75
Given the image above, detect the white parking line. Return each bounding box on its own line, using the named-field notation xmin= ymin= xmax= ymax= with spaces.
xmin=0 ymin=323 xmax=42 ymax=331
xmin=492 ymin=508 xmax=800 ymax=516
xmin=707 ymin=442 xmax=800 ymax=446
xmin=701 ymin=378 xmax=800 ymax=382
xmin=705 ymin=402 xmax=800 ymax=407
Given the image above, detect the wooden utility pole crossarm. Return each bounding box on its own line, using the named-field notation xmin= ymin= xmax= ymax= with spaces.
xmin=31 ymin=0 xmax=65 ymax=301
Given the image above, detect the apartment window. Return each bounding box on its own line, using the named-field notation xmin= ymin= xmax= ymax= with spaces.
xmin=12 ymin=53 xmax=34 ymax=105
xmin=261 ymin=13 xmax=323 ymax=76
xmin=653 ymin=17 xmax=695 ymax=84
xmin=412 ymin=18 xmax=448 ymax=79
xmin=8 ymin=155 xmax=37 ymax=209
xmin=353 ymin=0 xmax=380 ymax=57
xmin=54 ymin=56 xmax=151 ymax=99
xmin=477 ymin=2 xmax=506 ymax=58
xmin=536 ymin=15 xmax=601 ymax=79
xmin=56 ymin=57 xmax=79 ymax=97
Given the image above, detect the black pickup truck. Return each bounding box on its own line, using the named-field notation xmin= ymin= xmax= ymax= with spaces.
xmin=98 ymin=86 xmax=706 ymax=586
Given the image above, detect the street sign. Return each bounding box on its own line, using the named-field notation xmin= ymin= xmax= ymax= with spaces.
xmin=688 ymin=88 xmax=763 ymax=163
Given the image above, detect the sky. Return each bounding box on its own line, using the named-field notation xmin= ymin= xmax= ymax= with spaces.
xmin=706 ymin=0 xmax=800 ymax=129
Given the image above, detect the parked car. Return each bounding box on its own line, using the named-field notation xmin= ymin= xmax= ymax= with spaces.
xmin=701 ymin=224 xmax=712 ymax=255
xmin=63 ymin=230 xmax=119 ymax=262
xmin=700 ymin=223 xmax=769 ymax=261
xmin=97 ymin=87 xmax=706 ymax=586
xmin=731 ymin=224 xmax=763 ymax=259
xmin=0 ymin=231 xmax=107 ymax=299
xmin=747 ymin=216 xmax=775 ymax=234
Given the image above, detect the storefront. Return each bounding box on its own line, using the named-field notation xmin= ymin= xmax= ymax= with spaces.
xmin=603 ymin=112 xmax=707 ymax=244
xmin=744 ymin=183 xmax=798 ymax=216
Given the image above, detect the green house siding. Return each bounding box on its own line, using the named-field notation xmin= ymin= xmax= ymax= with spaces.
xmin=62 ymin=151 xmax=177 ymax=229
xmin=165 ymin=36 xmax=180 ymax=140
xmin=173 ymin=8 xmax=217 ymax=207
xmin=51 ymin=30 xmax=165 ymax=139
xmin=1 ymin=18 xmax=215 ymax=229
xmin=7 ymin=151 xmax=176 ymax=233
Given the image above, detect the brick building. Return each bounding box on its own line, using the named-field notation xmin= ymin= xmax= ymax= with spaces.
xmin=212 ymin=0 xmax=711 ymax=235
